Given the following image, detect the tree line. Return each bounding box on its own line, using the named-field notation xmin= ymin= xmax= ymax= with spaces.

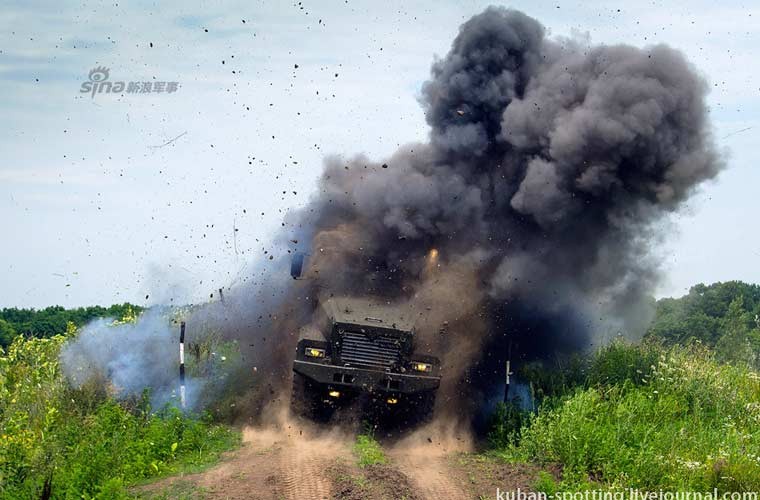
xmin=2 ymin=280 xmax=759 ymax=359
xmin=646 ymin=280 xmax=760 ymax=365
xmin=0 ymin=303 xmax=143 ymax=347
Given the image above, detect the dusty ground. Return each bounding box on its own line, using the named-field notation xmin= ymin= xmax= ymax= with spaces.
xmin=137 ymin=419 xmax=552 ymax=500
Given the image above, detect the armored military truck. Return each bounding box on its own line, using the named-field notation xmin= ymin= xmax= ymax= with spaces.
xmin=291 ymin=296 xmax=441 ymax=423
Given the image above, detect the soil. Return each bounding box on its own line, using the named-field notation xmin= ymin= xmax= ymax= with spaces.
xmin=136 ymin=419 xmax=556 ymax=500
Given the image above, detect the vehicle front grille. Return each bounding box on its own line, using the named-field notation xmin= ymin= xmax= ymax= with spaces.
xmin=338 ymin=330 xmax=402 ymax=368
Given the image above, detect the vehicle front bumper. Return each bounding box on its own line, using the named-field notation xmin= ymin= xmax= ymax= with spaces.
xmin=293 ymin=359 xmax=440 ymax=394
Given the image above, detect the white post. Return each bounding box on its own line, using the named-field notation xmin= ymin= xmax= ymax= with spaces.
xmin=179 ymin=321 xmax=186 ymax=409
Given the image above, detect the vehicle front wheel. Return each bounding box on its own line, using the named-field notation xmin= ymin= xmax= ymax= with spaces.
xmin=290 ymin=372 xmax=334 ymax=422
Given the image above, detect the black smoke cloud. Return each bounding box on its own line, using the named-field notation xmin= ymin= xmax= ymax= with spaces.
xmin=287 ymin=6 xmax=721 ymax=408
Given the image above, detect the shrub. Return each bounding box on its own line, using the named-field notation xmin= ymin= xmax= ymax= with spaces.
xmin=0 ymin=334 xmax=240 ymax=498
xmin=497 ymin=344 xmax=760 ymax=491
xmin=487 ymin=401 xmax=527 ymax=448
xmin=587 ymin=340 xmax=659 ymax=388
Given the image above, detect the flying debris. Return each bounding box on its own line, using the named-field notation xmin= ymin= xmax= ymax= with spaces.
xmin=62 ymin=7 xmax=722 ymax=428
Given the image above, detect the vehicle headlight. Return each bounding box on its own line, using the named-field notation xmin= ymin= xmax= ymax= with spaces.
xmin=411 ymin=362 xmax=432 ymax=373
xmin=305 ymin=347 xmax=326 ymax=358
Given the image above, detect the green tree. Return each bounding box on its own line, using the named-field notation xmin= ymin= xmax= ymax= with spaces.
xmin=0 ymin=318 xmax=16 ymax=348
xmin=647 ymin=281 xmax=760 ymax=347
xmin=0 ymin=303 xmax=143 ymax=343
xmin=715 ymin=296 xmax=755 ymax=366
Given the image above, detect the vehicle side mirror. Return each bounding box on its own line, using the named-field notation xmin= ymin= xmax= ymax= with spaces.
xmin=291 ymin=252 xmax=306 ymax=279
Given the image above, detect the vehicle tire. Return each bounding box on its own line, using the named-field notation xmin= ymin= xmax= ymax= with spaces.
xmin=290 ymin=372 xmax=313 ymax=419
xmin=374 ymin=390 xmax=436 ymax=429
xmin=290 ymin=372 xmax=334 ymax=422
xmin=415 ymin=390 xmax=436 ymax=425
xmin=404 ymin=389 xmax=436 ymax=427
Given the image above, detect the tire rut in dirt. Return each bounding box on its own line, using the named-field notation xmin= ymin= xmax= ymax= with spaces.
xmin=279 ymin=429 xmax=350 ymax=500
xmin=390 ymin=454 xmax=470 ymax=500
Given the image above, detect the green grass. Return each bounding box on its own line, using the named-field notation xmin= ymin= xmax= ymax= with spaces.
xmin=133 ymin=479 xmax=209 ymax=500
xmin=533 ymin=471 xmax=559 ymax=494
xmin=493 ymin=342 xmax=760 ymax=491
xmin=354 ymin=432 xmax=387 ymax=467
xmin=0 ymin=333 xmax=241 ymax=499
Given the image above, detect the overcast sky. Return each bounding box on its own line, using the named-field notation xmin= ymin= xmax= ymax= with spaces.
xmin=1 ymin=0 xmax=758 ymax=309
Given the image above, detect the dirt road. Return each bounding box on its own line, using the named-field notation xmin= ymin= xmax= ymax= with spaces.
xmin=140 ymin=419 xmax=546 ymax=499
